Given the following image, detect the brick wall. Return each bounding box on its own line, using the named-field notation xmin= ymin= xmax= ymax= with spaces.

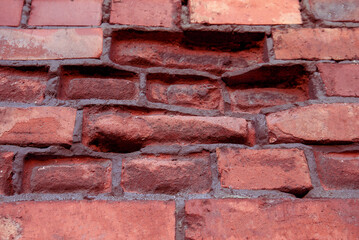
xmin=0 ymin=0 xmax=359 ymax=239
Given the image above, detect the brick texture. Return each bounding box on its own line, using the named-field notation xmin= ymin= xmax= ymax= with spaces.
xmin=308 ymin=0 xmax=359 ymax=22
xmin=0 ymin=152 xmax=13 ymax=195
xmin=0 ymin=0 xmax=23 ymax=26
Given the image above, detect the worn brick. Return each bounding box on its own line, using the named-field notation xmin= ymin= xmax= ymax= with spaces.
xmin=0 ymin=67 xmax=48 ymax=103
xmin=216 ymin=148 xmax=312 ymax=196
xmin=308 ymin=0 xmax=359 ymax=22
xmin=0 ymin=107 xmax=76 ymax=146
xmin=0 ymin=152 xmax=13 ymax=195
xmin=110 ymin=0 xmax=179 ymax=27
xmin=29 ymin=0 xmax=103 ymax=26
xmin=189 ymin=0 xmax=302 ymax=25
xmin=0 ymin=201 xmax=175 ymax=239
xmin=83 ymin=109 xmax=249 ymax=152
xmin=121 ymin=154 xmax=211 ymax=194
xmin=185 ymin=199 xmax=359 ymax=240
xmin=22 ymin=157 xmax=112 ymax=194
xmin=315 ymin=152 xmax=359 ymax=190
xmin=0 ymin=0 xmax=23 ymax=26
xmin=318 ymin=63 xmax=359 ymax=97
xmin=0 ymin=28 xmax=103 ymax=60
xmin=266 ymin=103 xmax=359 ymax=144
xmin=273 ymin=28 xmax=359 ymax=60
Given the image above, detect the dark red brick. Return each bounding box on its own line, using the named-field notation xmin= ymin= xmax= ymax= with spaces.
xmin=0 ymin=0 xmax=23 ymax=26
xmin=0 ymin=152 xmax=13 ymax=195
xmin=0 ymin=201 xmax=175 ymax=239
xmin=0 ymin=67 xmax=48 ymax=103
xmin=0 ymin=107 xmax=76 ymax=146
xmin=315 ymin=152 xmax=359 ymax=190
xmin=22 ymin=157 xmax=112 ymax=194
xmin=317 ymin=63 xmax=359 ymax=97
xmin=29 ymin=0 xmax=103 ymax=26
xmin=121 ymin=153 xmax=212 ymax=194
xmin=185 ymin=199 xmax=359 ymax=239
xmin=266 ymin=103 xmax=359 ymax=144
xmin=216 ymin=148 xmax=312 ymax=195
xmin=308 ymin=0 xmax=359 ymax=22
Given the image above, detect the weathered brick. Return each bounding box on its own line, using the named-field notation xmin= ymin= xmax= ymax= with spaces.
xmin=29 ymin=0 xmax=103 ymax=26
xmin=0 ymin=152 xmax=13 ymax=195
xmin=315 ymin=152 xmax=359 ymax=190
xmin=110 ymin=31 xmax=265 ymax=74
xmin=110 ymin=0 xmax=179 ymax=27
xmin=83 ymin=108 xmax=249 ymax=152
xmin=59 ymin=66 xmax=138 ymax=100
xmin=0 ymin=107 xmax=76 ymax=146
xmin=0 ymin=67 xmax=48 ymax=103
xmin=121 ymin=154 xmax=212 ymax=194
xmin=273 ymin=28 xmax=359 ymax=60
xmin=317 ymin=63 xmax=359 ymax=97
xmin=22 ymin=157 xmax=112 ymax=194
xmin=0 ymin=28 xmax=103 ymax=60
xmin=266 ymin=103 xmax=359 ymax=144
xmin=308 ymin=0 xmax=359 ymax=22
xmin=216 ymin=148 xmax=312 ymax=196
xmin=0 ymin=201 xmax=175 ymax=239
xmin=189 ymin=0 xmax=302 ymax=25
xmin=0 ymin=0 xmax=23 ymax=26
xmin=185 ymin=199 xmax=359 ymax=240
xmin=146 ymin=74 xmax=222 ymax=110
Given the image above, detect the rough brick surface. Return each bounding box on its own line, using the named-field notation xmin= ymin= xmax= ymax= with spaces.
xmin=189 ymin=0 xmax=302 ymax=25
xmin=315 ymin=152 xmax=359 ymax=190
xmin=216 ymin=148 xmax=312 ymax=195
xmin=121 ymin=154 xmax=211 ymax=194
xmin=0 ymin=28 xmax=103 ymax=60
xmin=83 ymin=109 xmax=248 ymax=152
xmin=0 ymin=0 xmax=23 ymax=26
xmin=185 ymin=199 xmax=359 ymax=240
xmin=0 ymin=152 xmax=13 ymax=195
xmin=29 ymin=0 xmax=103 ymax=26
xmin=0 ymin=67 xmax=48 ymax=103
xmin=273 ymin=28 xmax=359 ymax=60
xmin=110 ymin=0 xmax=179 ymax=27
xmin=266 ymin=103 xmax=359 ymax=144
xmin=22 ymin=157 xmax=112 ymax=194
xmin=0 ymin=107 xmax=76 ymax=146
xmin=308 ymin=0 xmax=359 ymax=22
xmin=0 ymin=201 xmax=175 ymax=239
xmin=318 ymin=63 xmax=359 ymax=97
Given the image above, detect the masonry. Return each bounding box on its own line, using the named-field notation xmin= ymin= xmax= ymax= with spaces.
xmin=0 ymin=0 xmax=359 ymax=239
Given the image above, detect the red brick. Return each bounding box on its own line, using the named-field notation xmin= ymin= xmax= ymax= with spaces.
xmin=121 ymin=154 xmax=211 ymax=194
xmin=29 ymin=0 xmax=103 ymax=26
xmin=318 ymin=63 xmax=359 ymax=97
xmin=110 ymin=31 xmax=265 ymax=74
xmin=0 ymin=28 xmax=103 ymax=60
xmin=146 ymin=74 xmax=222 ymax=110
xmin=189 ymin=0 xmax=302 ymax=25
xmin=0 ymin=152 xmax=13 ymax=195
xmin=266 ymin=103 xmax=359 ymax=144
xmin=83 ymin=109 xmax=249 ymax=152
xmin=0 ymin=201 xmax=175 ymax=239
xmin=273 ymin=28 xmax=359 ymax=60
xmin=22 ymin=157 xmax=112 ymax=194
xmin=0 ymin=107 xmax=76 ymax=146
xmin=216 ymin=148 xmax=312 ymax=195
xmin=185 ymin=199 xmax=359 ymax=240
xmin=308 ymin=0 xmax=359 ymax=22
xmin=315 ymin=152 xmax=359 ymax=190
xmin=110 ymin=0 xmax=179 ymax=27
xmin=0 ymin=0 xmax=23 ymax=26
xmin=0 ymin=67 xmax=48 ymax=103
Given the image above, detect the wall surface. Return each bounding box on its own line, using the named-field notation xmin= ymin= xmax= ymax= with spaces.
xmin=0 ymin=0 xmax=359 ymax=239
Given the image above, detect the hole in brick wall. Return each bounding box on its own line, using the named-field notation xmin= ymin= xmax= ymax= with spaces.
xmin=222 ymin=64 xmax=310 ymax=113
xmin=58 ymin=65 xmax=138 ymax=100
xmin=110 ymin=30 xmax=266 ymax=74
xmin=146 ymin=73 xmax=223 ymax=110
